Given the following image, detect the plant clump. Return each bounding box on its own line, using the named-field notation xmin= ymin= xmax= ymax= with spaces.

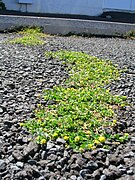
xmin=9 ymin=27 xmax=47 ymax=46
xmin=23 ymin=51 xmax=128 ymax=151
xmin=125 ymin=30 xmax=135 ymax=39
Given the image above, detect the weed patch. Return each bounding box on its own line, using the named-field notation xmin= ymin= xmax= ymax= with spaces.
xmin=9 ymin=27 xmax=47 ymax=46
xmin=23 ymin=51 xmax=128 ymax=151
xmin=125 ymin=30 xmax=135 ymax=39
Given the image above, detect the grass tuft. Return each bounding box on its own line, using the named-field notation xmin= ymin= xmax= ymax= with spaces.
xmin=23 ymin=51 xmax=128 ymax=151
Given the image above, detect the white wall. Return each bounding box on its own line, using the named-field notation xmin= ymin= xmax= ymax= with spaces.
xmin=103 ymin=0 xmax=135 ymax=12
xmin=3 ymin=0 xmax=103 ymax=16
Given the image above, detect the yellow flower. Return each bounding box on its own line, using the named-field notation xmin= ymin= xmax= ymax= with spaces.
xmin=94 ymin=140 xmax=100 ymax=145
xmin=35 ymin=109 xmax=38 ymax=113
xmin=43 ymin=128 xmax=47 ymax=132
xmin=74 ymin=136 xmax=80 ymax=143
xmin=20 ymin=123 xmax=24 ymax=127
xmin=52 ymin=132 xmax=58 ymax=138
xmin=91 ymin=146 xmax=96 ymax=150
xmin=98 ymin=136 xmax=106 ymax=143
xmin=41 ymin=122 xmax=45 ymax=127
xmin=120 ymin=103 xmax=125 ymax=107
xmin=113 ymin=119 xmax=117 ymax=124
xmin=79 ymin=148 xmax=84 ymax=152
xmin=63 ymin=136 xmax=69 ymax=141
xmin=124 ymin=133 xmax=129 ymax=137
xmin=37 ymin=104 xmax=41 ymax=107
xmin=40 ymin=139 xmax=46 ymax=144
xmin=87 ymin=144 xmax=93 ymax=149
xmin=85 ymin=131 xmax=91 ymax=135
xmin=37 ymin=120 xmax=41 ymax=124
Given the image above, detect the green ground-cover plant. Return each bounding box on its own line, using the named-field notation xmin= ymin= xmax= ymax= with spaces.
xmin=22 ymin=51 xmax=128 ymax=151
xmin=125 ymin=30 xmax=135 ymax=39
xmin=9 ymin=27 xmax=47 ymax=46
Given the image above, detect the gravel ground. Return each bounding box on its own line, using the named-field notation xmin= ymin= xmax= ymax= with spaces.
xmin=0 ymin=33 xmax=135 ymax=180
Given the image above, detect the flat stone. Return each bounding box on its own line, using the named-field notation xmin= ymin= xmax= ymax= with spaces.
xmin=100 ymin=175 xmax=107 ymax=180
xmin=83 ymin=152 xmax=92 ymax=159
xmin=28 ymin=159 xmax=37 ymax=165
xmin=0 ymin=159 xmax=6 ymax=171
xmin=16 ymin=161 xmax=24 ymax=168
xmin=79 ymin=169 xmax=91 ymax=178
xmin=86 ymin=161 xmax=98 ymax=171
xmin=23 ymin=141 xmax=39 ymax=157
xmin=12 ymin=150 xmax=24 ymax=161
xmin=70 ymin=175 xmax=77 ymax=180
xmin=46 ymin=142 xmax=55 ymax=150
xmin=92 ymin=169 xmax=101 ymax=179
xmin=11 ymin=165 xmax=20 ymax=171
xmin=56 ymin=138 xmax=66 ymax=145
xmin=47 ymin=154 xmax=57 ymax=161
xmin=127 ymin=169 xmax=134 ymax=175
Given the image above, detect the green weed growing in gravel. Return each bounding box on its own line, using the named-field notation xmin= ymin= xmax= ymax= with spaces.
xmin=23 ymin=51 xmax=128 ymax=151
xmin=9 ymin=27 xmax=47 ymax=46
xmin=125 ymin=30 xmax=135 ymax=39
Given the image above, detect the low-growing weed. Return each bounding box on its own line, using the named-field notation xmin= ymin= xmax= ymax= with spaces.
xmin=125 ymin=30 xmax=135 ymax=39
xmin=23 ymin=51 xmax=128 ymax=151
xmin=9 ymin=27 xmax=47 ymax=46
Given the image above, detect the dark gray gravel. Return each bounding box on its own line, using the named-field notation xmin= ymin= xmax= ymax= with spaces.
xmin=0 ymin=33 xmax=135 ymax=180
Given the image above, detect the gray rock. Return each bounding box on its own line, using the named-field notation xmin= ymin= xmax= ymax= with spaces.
xmin=77 ymin=177 xmax=84 ymax=180
xmin=41 ymin=151 xmax=46 ymax=160
xmin=0 ymin=106 xmax=6 ymax=114
xmin=47 ymin=154 xmax=57 ymax=161
xmin=127 ymin=169 xmax=134 ymax=175
xmin=108 ymin=154 xmax=123 ymax=166
xmin=16 ymin=161 xmax=24 ymax=168
xmin=0 ymin=159 xmax=6 ymax=171
xmin=15 ymin=170 xmax=28 ymax=178
xmin=70 ymin=164 xmax=81 ymax=171
xmin=124 ymin=151 xmax=135 ymax=158
xmin=8 ymin=155 xmax=15 ymax=163
xmin=38 ymin=176 xmax=46 ymax=180
xmin=130 ymin=137 xmax=135 ymax=144
xmin=46 ymin=142 xmax=55 ymax=150
xmin=12 ymin=150 xmax=24 ymax=161
xmin=59 ymin=177 xmax=67 ymax=180
xmin=70 ymin=175 xmax=77 ymax=180
xmin=103 ymin=168 xmax=113 ymax=178
xmin=58 ymin=157 xmax=68 ymax=167
xmin=100 ymin=175 xmax=107 ymax=180
xmin=79 ymin=169 xmax=91 ymax=178
xmin=28 ymin=159 xmax=37 ymax=165
xmin=56 ymin=138 xmax=66 ymax=145
xmin=92 ymin=169 xmax=101 ymax=179
xmin=83 ymin=151 xmax=92 ymax=159
xmin=23 ymin=141 xmax=39 ymax=157
xmin=11 ymin=165 xmax=20 ymax=171
xmin=86 ymin=161 xmax=98 ymax=171
xmin=64 ymin=150 xmax=69 ymax=157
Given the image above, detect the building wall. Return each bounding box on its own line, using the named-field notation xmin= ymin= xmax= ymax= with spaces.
xmin=2 ymin=0 xmax=104 ymax=16
xmin=103 ymin=0 xmax=135 ymax=12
